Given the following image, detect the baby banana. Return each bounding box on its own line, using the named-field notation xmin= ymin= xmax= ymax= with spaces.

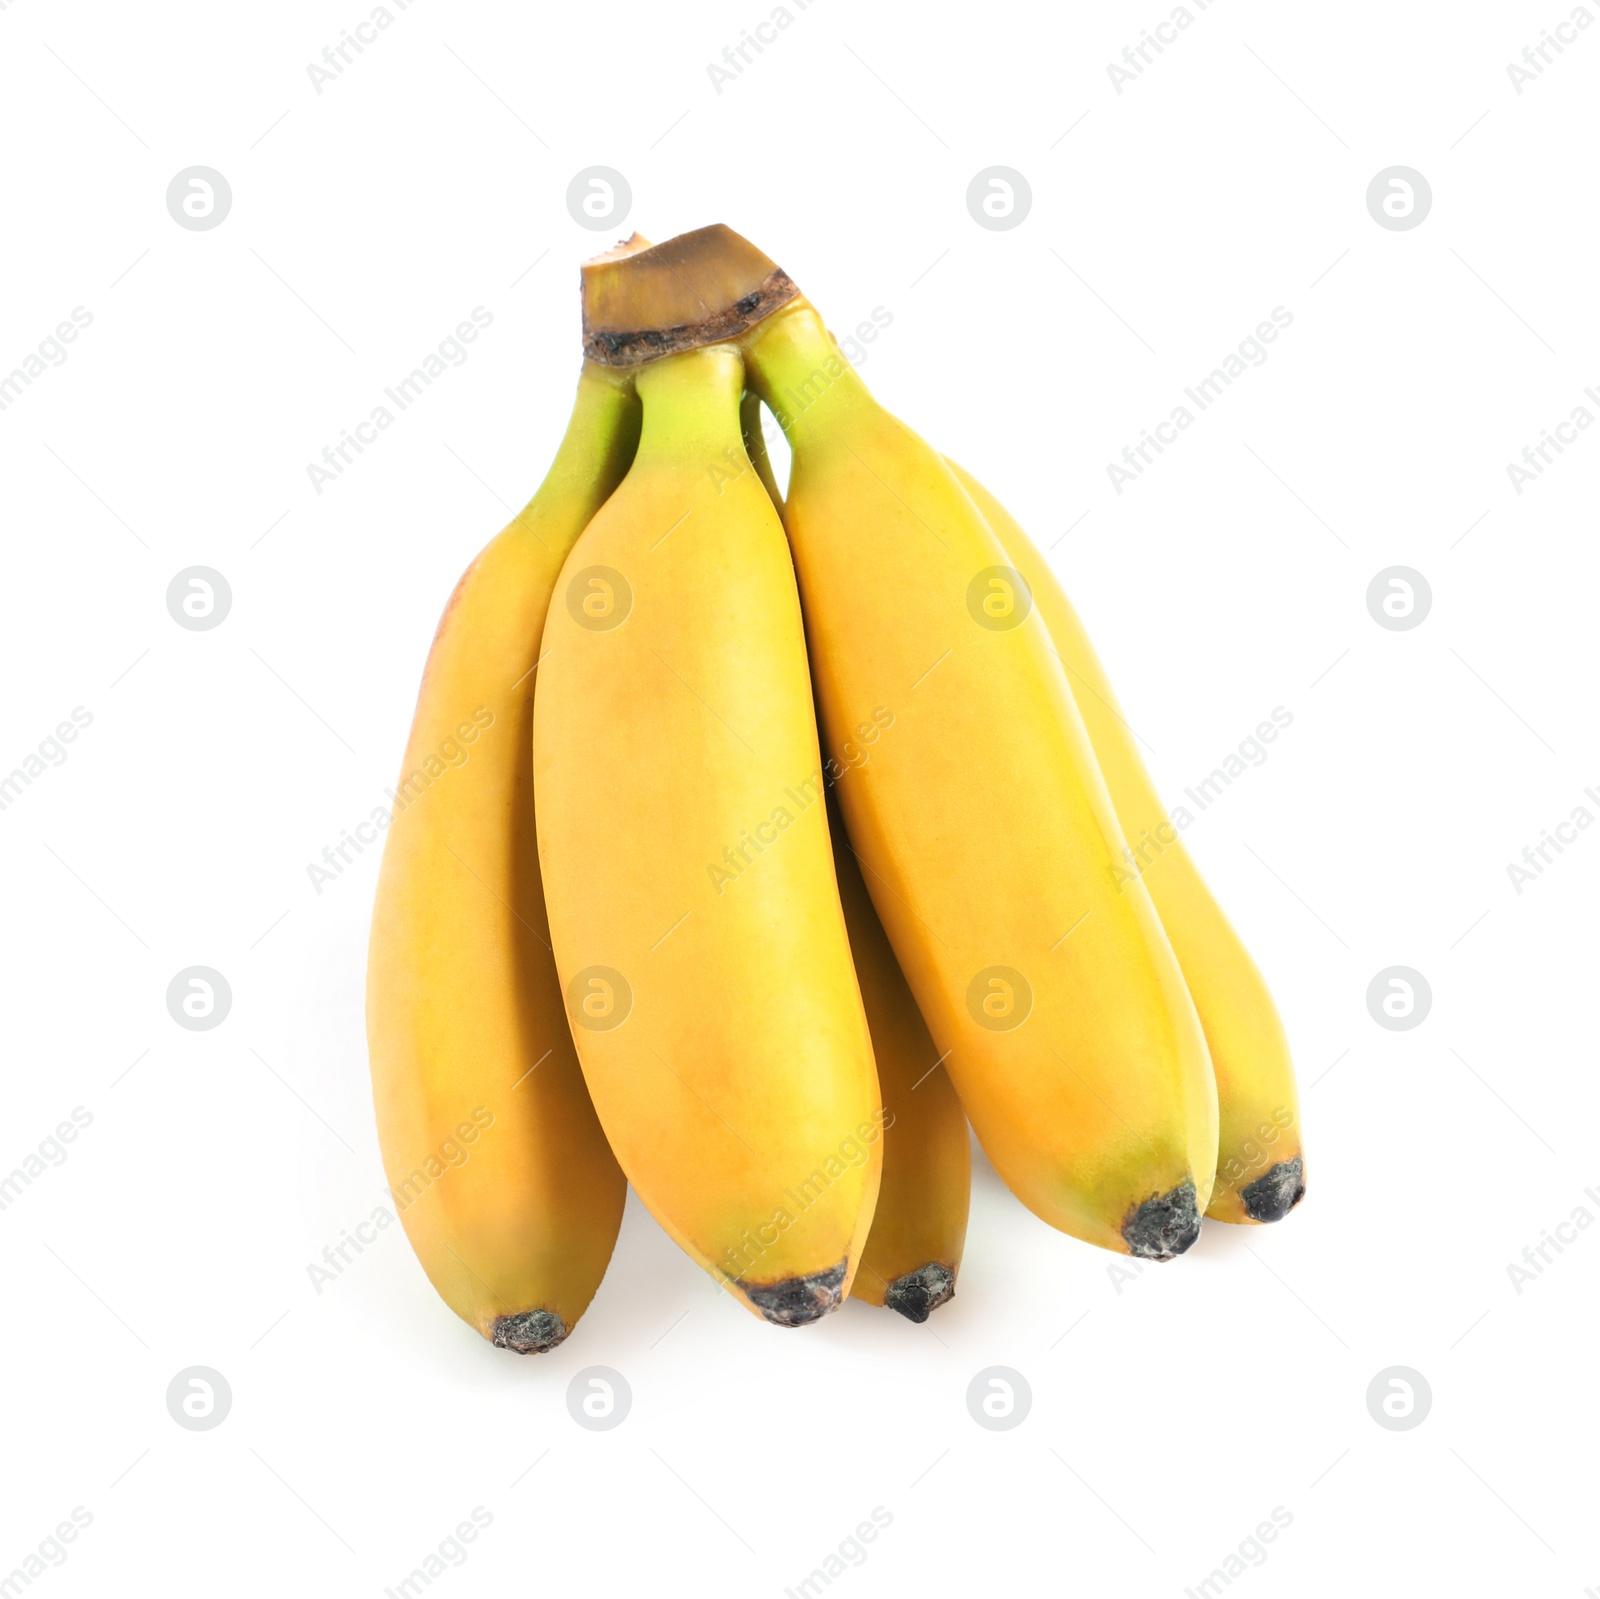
xmin=365 ymin=362 xmax=636 ymax=1353
xmin=833 ymin=803 xmax=970 ymax=1321
xmin=741 ymin=291 xmax=1218 ymax=1259
xmin=944 ymin=460 xmax=1305 ymax=1224
xmin=533 ymin=341 xmax=882 ymax=1325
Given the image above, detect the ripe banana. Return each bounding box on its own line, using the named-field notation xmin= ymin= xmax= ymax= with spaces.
xmin=532 ymin=340 xmax=882 ymax=1325
xmin=943 ymin=461 xmax=1305 ymax=1223
xmin=832 ymin=803 xmax=970 ymax=1320
xmin=732 ymin=282 xmax=1218 ymax=1258
xmin=744 ymin=378 xmax=967 ymax=1315
xmin=366 ymin=362 xmax=638 ymax=1352
xmin=741 ymin=389 xmax=784 ymax=508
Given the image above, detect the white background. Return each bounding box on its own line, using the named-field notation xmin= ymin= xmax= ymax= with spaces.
xmin=2 ymin=1 xmax=1596 ymax=1594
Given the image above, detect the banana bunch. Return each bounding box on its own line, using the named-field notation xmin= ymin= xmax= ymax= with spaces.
xmin=365 ymin=225 xmax=1304 ymax=1354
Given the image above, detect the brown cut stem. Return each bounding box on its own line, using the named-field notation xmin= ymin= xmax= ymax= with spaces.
xmin=581 ymin=224 xmax=798 ymax=367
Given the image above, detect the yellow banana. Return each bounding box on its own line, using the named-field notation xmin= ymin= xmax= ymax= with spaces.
xmin=833 ymin=803 xmax=970 ymax=1320
xmin=731 ymin=276 xmax=1218 ymax=1258
xmin=943 ymin=461 xmax=1305 ymax=1223
xmin=532 ymin=339 xmax=882 ymax=1325
xmin=741 ymin=389 xmax=785 ymax=508
xmin=366 ymin=362 xmax=638 ymax=1352
xmin=745 ymin=371 xmax=969 ymax=1313
xmin=745 ymin=378 xmax=968 ymax=1314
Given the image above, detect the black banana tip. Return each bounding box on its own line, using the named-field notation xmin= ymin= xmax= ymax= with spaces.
xmin=883 ymin=1262 xmax=956 ymax=1323
xmin=1122 ymin=1180 xmax=1202 ymax=1260
xmin=740 ymin=1259 xmax=848 ymax=1326
xmin=491 ymin=1309 xmax=569 ymax=1354
xmin=1241 ymin=1157 xmax=1306 ymax=1223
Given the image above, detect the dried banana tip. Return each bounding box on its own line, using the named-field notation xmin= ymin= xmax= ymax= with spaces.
xmin=491 ymin=1309 xmax=569 ymax=1354
xmin=884 ymin=1262 xmax=956 ymax=1323
xmin=1241 ymin=1157 xmax=1307 ymax=1223
xmin=740 ymin=1259 xmax=848 ymax=1327
xmin=1122 ymin=1180 xmax=1202 ymax=1260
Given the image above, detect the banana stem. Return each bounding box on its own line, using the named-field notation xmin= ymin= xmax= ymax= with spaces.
xmin=532 ymin=362 xmax=642 ymax=513
xmin=740 ymin=302 xmax=878 ymax=443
